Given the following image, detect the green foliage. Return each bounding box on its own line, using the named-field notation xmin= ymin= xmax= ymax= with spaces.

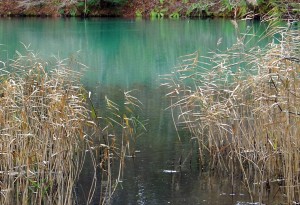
xmin=76 ymin=1 xmax=91 ymax=16
xmin=70 ymin=7 xmax=77 ymax=16
xmin=84 ymin=7 xmax=90 ymax=15
xmin=87 ymin=0 xmax=101 ymax=5
xmin=237 ymin=0 xmax=248 ymax=17
xmin=256 ymin=0 xmax=264 ymax=5
xmin=170 ymin=11 xmax=180 ymax=18
xmin=104 ymin=0 xmax=128 ymax=4
xmin=135 ymin=10 xmax=142 ymax=18
xmin=77 ymin=1 xmax=85 ymax=7
xmin=186 ymin=3 xmax=200 ymax=17
xmin=9 ymin=0 xmax=300 ymax=19
xmin=53 ymin=0 xmax=61 ymax=6
xmin=58 ymin=8 xmax=65 ymax=15
xmin=222 ymin=0 xmax=234 ymax=11
xmin=220 ymin=0 xmax=249 ymax=17
xmin=150 ymin=8 xmax=167 ymax=19
xmin=255 ymin=0 xmax=299 ymax=20
xmin=150 ymin=10 xmax=158 ymax=18
xmin=185 ymin=2 xmax=210 ymax=17
xmin=28 ymin=179 xmax=51 ymax=197
xmin=267 ymin=0 xmax=288 ymax=19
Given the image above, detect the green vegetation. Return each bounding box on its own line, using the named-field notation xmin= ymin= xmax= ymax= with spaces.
xmin=150 ymin=9 xmax=166 ymax=19
xmin=170 ymin=11 xmax=180 ymax=18
xmin=0 ymin=0 xmax=298 ymax=18
xmin=0 ymin=47 xmax=145 ymax=204
xmin=135 ymin=10 xmax=142 ymax=18
xmin=164 ymin=20 xmax=300 ymax=204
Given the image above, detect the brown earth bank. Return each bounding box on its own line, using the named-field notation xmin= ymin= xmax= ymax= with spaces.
xmin=0 ymin=0 xmax=299 ymax=20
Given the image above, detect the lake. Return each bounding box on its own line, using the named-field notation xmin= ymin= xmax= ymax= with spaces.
xmin=0 ymin=17 xmax=269 ymax=204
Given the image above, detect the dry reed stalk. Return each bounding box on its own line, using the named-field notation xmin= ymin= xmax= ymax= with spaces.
xmin=164 ymin=22 xmax=300 ymax=204
xmin=0 ymin=47 xmax=145 ymax=205
xmin=102 ymin=90 xmax=145 ymax=204
xmin=0 ymin=49 xmax=92 ymax=205
xmin=84 ymin=87 xmax=146 ymax=204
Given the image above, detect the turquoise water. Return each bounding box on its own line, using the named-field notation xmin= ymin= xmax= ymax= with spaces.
xmin=0 ymin=17 xmax=270 ymax=204
xmin=0 ymin=18 xmax=265 ymax=87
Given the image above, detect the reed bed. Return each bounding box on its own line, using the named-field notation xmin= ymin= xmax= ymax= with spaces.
xmin=163 ymin=22 xmax=300 ymax=204
xmin=0 ymin=48 xmax=144 ymax=205
xmin=0 ymin=50 xmax=91 ymax=204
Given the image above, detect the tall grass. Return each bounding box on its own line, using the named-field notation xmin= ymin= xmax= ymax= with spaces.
xmin=0 ymin=48 xmax=145 ymax=204
xmin=163 ymin=21 xmax=300 ymax=204
xmin=0 ymin=49 xmax=90 ymax=204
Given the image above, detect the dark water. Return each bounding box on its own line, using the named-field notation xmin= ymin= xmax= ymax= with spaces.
xmin=0 ymin=18 xmax=270 ymax=204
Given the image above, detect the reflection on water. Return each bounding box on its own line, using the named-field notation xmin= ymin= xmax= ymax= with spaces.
xmin=0 ymin=18 xmax=267 ymax=88
xmin=87 ymin=85 xmax=260 ymax=205
xmin=0 ymin=18 xmax=270 ymax=204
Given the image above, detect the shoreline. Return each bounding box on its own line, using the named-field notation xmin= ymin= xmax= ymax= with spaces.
xmin=0 ymin=1 xmax=298 ymax=20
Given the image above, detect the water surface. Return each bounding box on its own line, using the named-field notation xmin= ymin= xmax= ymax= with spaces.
xmin=0 ymin=18 xmax=269 ymax=204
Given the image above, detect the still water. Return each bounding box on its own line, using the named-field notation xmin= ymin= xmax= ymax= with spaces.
xmin=0 ymin=18 xmax=268 ymax=204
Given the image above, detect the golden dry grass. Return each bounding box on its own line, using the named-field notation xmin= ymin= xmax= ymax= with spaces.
xmin=0 ymin=50 xmax=91 ymax=204
xmin=164 ymin=22 xmax=300 ymax=204
xmin=0 ymin=48 xmax=145 ymax=205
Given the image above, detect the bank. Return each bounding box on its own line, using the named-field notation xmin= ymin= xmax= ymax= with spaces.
xmin=0 ymin=0 xmax=299 ymax=20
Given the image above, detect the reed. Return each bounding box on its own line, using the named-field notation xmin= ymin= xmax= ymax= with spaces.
xmin=0 ymin=48 xmax=91 ymax=204
xmin=163 ymin=21 xmax=300 ymax=204
xmin=0 ymin=48 xmax=145 ymax=204
xmin=85 ymin=89 xmax=146 ymax=204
